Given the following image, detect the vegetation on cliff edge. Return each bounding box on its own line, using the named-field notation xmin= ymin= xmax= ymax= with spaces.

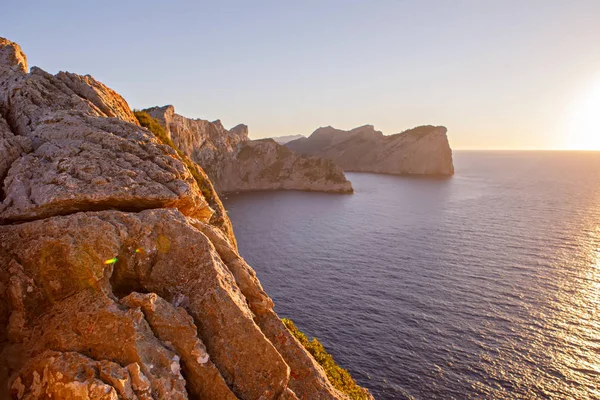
xmin=135 ymin=111 xmax=365 ymax=397
xmin=133 ymin=111 xmax=237 ymax=249
xmin=282 ymin=318 xmax=370 ymax=400
xmin=133 ymin=110 xmax=214 ymax=200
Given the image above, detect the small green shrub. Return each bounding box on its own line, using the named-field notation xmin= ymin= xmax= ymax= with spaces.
xmin=281 ymin=318 xmax=370 ymax=400
xmin=133 ymin=111 xmax=168 ymax=141
xmin=133 ymin=110 xmax=213 ymax=200
xmin=133 ymin=110 xmax=237 ymax=248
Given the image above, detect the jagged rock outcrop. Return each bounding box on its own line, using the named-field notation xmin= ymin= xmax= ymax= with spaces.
xmin=286 ymin=124 xmax=454 ymax=176
xmin=0 ymin=37 xmax=369 ymax=399
xmin=56 ymin=71 xmax=140 ymax=125
xmin=145 ymin=106 xmax=353 ymax=193
xmin=0 ymin=38 xmax=27 ymax=73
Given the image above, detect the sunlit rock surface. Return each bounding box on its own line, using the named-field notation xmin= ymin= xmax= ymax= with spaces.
xmin=286 ymin=124 xmax=454 ymax=176
xmin=146 ymin=105 xmax=353 ymax=193
xmin=0 ymin=37 xmax=368 ymax=399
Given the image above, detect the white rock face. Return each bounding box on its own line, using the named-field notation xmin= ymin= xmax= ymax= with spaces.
xmin=146 ymin=106 xmax=353 ymax=193
xmin=286 ymin=125 xmax=454 ymax=176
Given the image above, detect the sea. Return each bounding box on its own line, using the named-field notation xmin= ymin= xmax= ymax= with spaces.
xmin=223 ymin=151 xmax=600 ymax=399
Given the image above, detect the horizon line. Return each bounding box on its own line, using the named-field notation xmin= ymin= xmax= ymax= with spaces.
xmin=452 ymin=148 xmax=600 ymax=151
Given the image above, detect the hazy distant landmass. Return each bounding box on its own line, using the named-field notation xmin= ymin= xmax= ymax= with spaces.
xmin=270 ymin=134 xmax=305 ymax=144
xmin=286 ymin=125 xmax=454 ymax=176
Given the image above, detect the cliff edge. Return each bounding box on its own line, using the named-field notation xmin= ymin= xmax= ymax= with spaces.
xmin=0 ymin=37 xmax=370 ymax=399
xmin=145 ymin=106 xmax=353 ymax=194
xmin=286 ymin=124 xmax=454 ymax=176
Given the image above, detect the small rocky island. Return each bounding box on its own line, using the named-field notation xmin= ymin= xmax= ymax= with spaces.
xmin=0 ymin=37 xmax=370 ymax=399
xmin=286 ymin=124 xmax=454 ymax=176
xmin=144 ymin=106 xmax=353 ymax=194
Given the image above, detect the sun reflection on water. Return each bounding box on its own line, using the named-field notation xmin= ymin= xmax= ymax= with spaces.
xmin=544 ymin=210 xmax=600 ymax=398
xmin=472 ymin=181 xmax=600 ymax=398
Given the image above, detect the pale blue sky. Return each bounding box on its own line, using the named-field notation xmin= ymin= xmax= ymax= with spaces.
xmin=4 ymin=1 xmax=600 ymax=149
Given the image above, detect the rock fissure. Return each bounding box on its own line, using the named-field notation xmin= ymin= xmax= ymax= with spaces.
xmin=0 ymin=104 xmax=16 ymax=137
xmin=120 ymin=292 xmax=237 ymax=399
xmin=0 ymin=203 xmax=178 ymax=226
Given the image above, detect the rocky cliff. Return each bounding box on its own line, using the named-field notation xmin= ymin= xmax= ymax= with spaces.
xmin=145 ymin=106 xmax=352 ymax=194
xmin=0 ymin=37 xmax=370 ymax=399
xmin=286 ymin=125 xmax=454 ymax=176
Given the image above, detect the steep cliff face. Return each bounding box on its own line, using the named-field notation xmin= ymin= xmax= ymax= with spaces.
xmin=146 ymin=106 xmax=353 ymax=193
xmin=0 ymin=38 xmax=369 ymax=399
xmin=286 ymin=125 xmax=454 ymax=176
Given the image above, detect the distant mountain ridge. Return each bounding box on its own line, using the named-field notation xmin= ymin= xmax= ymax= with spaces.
xmin=285 ymin=124 xmax=454 ymax=176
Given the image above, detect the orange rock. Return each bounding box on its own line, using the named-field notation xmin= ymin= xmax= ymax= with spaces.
xmin=0 ymin=36 xmax=370 ymax=400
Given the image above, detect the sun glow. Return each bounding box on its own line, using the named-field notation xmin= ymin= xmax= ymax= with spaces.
xmin=566 ymin=76 xmax=600 ymax=150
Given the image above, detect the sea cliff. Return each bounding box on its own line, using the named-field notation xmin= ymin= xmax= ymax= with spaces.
xmin=145 ymin=106 xmax=353 ymax=194
xmin=286 ymin=124 xmax=454 ymax=176
xmin=0 ymin=37 xmax=369 ymax=399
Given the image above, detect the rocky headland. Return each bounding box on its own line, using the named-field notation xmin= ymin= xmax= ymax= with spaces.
xmin=286 ymin=124 xmax=454 ymax=176
xmin=0 ymin=37 xmax=370 ymax=399
xmin=144 ymin=106 xmax=352 ymax=194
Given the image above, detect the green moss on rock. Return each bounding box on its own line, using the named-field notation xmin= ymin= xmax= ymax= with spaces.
xmin=282 ymin=318 xmax=370 ymax=400
xmin=134 ymin=111 xmax=211 ymax=194
xmin=134 ymin=110 xmax=237 ymax=248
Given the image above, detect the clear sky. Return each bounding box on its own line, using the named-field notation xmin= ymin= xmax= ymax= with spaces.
xmin=4 ymin=1 xmax=600 ymax=149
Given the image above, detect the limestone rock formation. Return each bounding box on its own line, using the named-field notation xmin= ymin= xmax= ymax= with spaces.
xmin=286 ymin=124 xmax=454 ymax=176
xmin=56 ymin=71 xmax=140 ymax=125
xmin=145 ymin=106 xmax=352 ymax=193
xmin=0 ymin=38 xmax=27 ymax=73
xmin=0 ymin=37 xmax=370 ymax=399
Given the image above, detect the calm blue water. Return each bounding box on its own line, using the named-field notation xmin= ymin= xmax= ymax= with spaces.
xmin=223 ymin=151 xmax=600 ymax=399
